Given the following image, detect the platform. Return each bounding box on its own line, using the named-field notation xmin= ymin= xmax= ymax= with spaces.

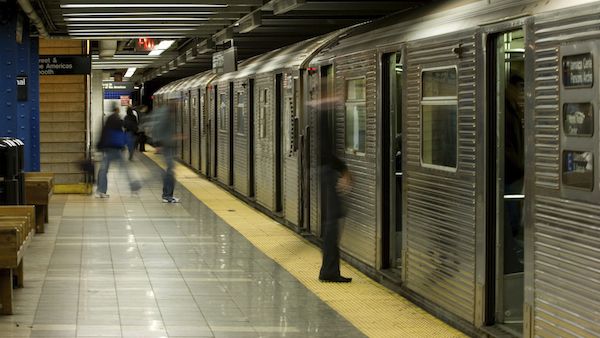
xmin=0 ymin=151 xmax=466 ymax=338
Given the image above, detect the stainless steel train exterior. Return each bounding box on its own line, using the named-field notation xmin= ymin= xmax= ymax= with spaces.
xmin=153 ymin=1 xmax=600 ymax=337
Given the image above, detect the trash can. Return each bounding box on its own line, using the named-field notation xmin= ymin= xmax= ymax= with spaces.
xmin=0 ymin=138 xmax=25 ymax=205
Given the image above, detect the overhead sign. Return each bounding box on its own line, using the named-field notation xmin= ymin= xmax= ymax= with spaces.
xmin=136 ymin=38 xmax=155 ymax=52
xmin=212 ymin=47 xmax=237 ymax=74
xmin=39 ymin=55 xmax=91 ymax=75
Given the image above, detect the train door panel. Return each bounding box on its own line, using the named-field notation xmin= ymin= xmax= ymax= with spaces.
xmin=318 ymin=65 xmax=334 ymax=233
xmin=307 ymin=67 xmax=322 ymax=236
xmin=191 ymin=89 xmax=200 ymax=171
xmin=275 ymin=74 xmax=283 ymax=213
xmin=200 ymin=88 xmax=208 ymax=175
xmin=381 ymin=51 xmax=404 ymax=274
xmin=248 ymin=79 xmax=255 ymax=198
xmin=183 ymin=91 xmax=191 ymax=165
xmin=229 ymin=82 xmax=234 ymax=186
xmin=486 ymin=29 xmax=525 ymax=335
xmin=282 ymin=72 xmax=300 ymax=226
xmin=210 ymin=85 xmax=218 ymax=178
xmin=175 ymin=96 xmax=183 ymax=160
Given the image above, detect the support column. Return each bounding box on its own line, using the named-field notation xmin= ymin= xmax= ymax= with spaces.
xmin=0 ymin=0 xmax=40 ymax=171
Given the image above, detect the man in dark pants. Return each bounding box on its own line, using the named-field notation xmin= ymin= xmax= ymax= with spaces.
xmin=152 ymin=102 xmax=180 ymax=203
xmin=318 ymin=107 xmax=352 ymax=283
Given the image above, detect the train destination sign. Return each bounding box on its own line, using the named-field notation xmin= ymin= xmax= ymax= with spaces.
xmin=39 ymin=55 xmax=91 ymax=75
xmin=562 ymin=53 xmax=593 ymax=88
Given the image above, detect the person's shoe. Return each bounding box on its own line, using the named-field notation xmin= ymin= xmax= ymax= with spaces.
xmin=95 ymin=192 xmax=110 ymax=198
xmin=319 ymin=275 xmax=352 ymax=283
xmin=162 ymin=196 xmax=180 ymax=203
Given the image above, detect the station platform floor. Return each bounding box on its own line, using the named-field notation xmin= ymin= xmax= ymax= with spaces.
xmin=0 ymin=150 xmax=467 ymax=338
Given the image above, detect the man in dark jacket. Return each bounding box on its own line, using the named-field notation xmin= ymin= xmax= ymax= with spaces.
xmin=124 ymin=107 xmax=139 ymax=160
xmin=317 ymin=101 xmax=353 ymax=283
xmin=96 ymin=104 xmax=141 ymax=198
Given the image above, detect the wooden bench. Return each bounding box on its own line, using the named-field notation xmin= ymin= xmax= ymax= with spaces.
xmin=0 ymin=206 xmax=35 ymax=315
xmin=24 ymin=172 xmax=54 ymax=233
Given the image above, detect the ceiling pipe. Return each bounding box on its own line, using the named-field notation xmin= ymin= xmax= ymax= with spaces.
xmin=99 ymin=40 xmax=118 ymax=59
xmin=17 ymin=0 xmax=72 ymax=39
xmin=17 ymin=0 xmax=49 ymax=38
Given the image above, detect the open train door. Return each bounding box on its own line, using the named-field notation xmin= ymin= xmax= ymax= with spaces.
xmin=486 ymin=28 xmax=526 ymax=336
xmin=381 ymin=51 xmax=404 ymax=277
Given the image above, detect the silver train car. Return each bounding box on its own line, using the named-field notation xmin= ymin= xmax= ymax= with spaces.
xmin=153 ymin=0 xmax=600 ymax=336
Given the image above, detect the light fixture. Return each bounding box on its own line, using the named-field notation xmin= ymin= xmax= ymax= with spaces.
xmin=69 ymin=28 xmax=196 ymax=33
xmin=63 ymin=11 xmax=216 ymax=16
xmin=147 ymin=39 xmax=175 ymax=56
xmin=65 ymin=17 xmax=210 ymax=21
xmin=155 ymin=40 xmax=174 ymax=50
xmin=67 ymin=23 xmax=198 ymax=27
xmin=124 ymin=67 xmax=136 ymax=78
xmin=61 ymin=4 xmax=228 ymax=8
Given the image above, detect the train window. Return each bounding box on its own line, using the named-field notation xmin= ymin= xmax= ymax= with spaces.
xmin=421 ymin=68 xmax=458 ymax=169
xmin=345 ymin=78 xmax=366 ymax=154
xmin=562 ymin=150 xmax=593 ymax=190
xmin=219 ymin=93 xmax=227 ymax=131
xmin=259 ymin=88 xmax=269 ymax=138
xmin=236 ymin=91 xmax=246 ymax=135
xmin=563 ymin=102 xmax=593 ymax=136
xmin=562 ymin=53 xmax=593 ymax=88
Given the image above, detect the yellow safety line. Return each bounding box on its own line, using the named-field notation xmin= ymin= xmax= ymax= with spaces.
xmin=144 ymin=148 xmax=467 ymax=338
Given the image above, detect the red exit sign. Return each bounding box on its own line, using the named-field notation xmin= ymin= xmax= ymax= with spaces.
xmin=136 ymin=38 xmax=155 ymax=52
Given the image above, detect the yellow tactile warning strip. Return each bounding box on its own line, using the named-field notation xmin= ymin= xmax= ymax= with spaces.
xmin=144 ymin=149 xmax=467 ymax=338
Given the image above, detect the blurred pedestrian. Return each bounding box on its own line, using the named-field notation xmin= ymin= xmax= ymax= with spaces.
xmin=135 ymin=105 xmax=149 ymax=152
xmin=96 ymin=103 xmax=141 ymax=198
xmin=124 ymin=106 xmax=139 ymax=160
xmin=152 ymin=102 xmax=180 ymax=203
xmin=316 ymin=98 xmax=353 ymax=283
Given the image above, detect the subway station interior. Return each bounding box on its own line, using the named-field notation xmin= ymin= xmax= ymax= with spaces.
xmin=0 ymin=0 xmax=599 ymax=337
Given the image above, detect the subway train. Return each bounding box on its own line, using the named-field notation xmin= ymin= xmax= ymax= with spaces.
xmin=152 ymin=0 xmax=600 ymax=337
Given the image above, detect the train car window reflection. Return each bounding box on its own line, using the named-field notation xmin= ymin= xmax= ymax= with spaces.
xmin=563 ymin=103 xmax=593 ymax=136
xmin=421 ymin=68 xmax=458 ymax=169
xmin=219 ymin=93 xmax=227 ymax=131
xmin=562 ymin=150 xmax=593 ymax=190
xmin=345 ymin=78 xmax=366 ymax=154
xmin=259 ymin=88 xmax=269 ymax=139
xmin=236 ymin=91 xmax=246 ymax=135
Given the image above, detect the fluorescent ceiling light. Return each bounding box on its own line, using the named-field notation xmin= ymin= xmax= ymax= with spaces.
xmin=68 ymin=23 xmax=196 ymax=27
xmin=65 ymin=17 xmax=210 ymax=21
xmin=60 ymin=3 xmax=229 ymax=8
xmin=147 ymin=40 xmax=175 ymax=56
xmin=69 ymin=28 xmax=196 ymax=32
xmin=72 ymin=36 xmax=184 ymax=39
xmin=124 ymin=67 xmax=136 ymax=78
xmin=61 ymin=4 xmax=228 ymax=8
xmin=148 ymin=50 xmax=164 ymax=56
xmin=64 ymin=11 xmax=216 ymax=16
xmin=155 ymin=40 xmax=175 ymax=50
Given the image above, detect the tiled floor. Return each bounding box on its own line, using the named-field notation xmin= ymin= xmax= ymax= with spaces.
xmin=0 ymin=154 xmax=366 ymax=338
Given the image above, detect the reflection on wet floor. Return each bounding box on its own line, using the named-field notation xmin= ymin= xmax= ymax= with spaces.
xmin=0 ymin=154 xmax=365 ymax=338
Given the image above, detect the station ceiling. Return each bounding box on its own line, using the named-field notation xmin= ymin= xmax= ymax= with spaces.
xmin=28 ymin=0 xmax=435 ymax=82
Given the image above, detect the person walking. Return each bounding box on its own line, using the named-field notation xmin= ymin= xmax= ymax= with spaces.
xmin=317 ymin=100 xmax=353 ymax=283
xmin=152 ymin=102 xmax=180 ymax=203
xmin=135 ymin=105 xmax=149 ymax=152
xmin=123 ymin=106 xmax=139 ymax=160
xmin=96 ymin=103 xmax=141 ymax=198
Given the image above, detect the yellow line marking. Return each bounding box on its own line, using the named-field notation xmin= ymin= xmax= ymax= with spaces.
xmin=144 ymin=148 xmax=467 ymax=338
